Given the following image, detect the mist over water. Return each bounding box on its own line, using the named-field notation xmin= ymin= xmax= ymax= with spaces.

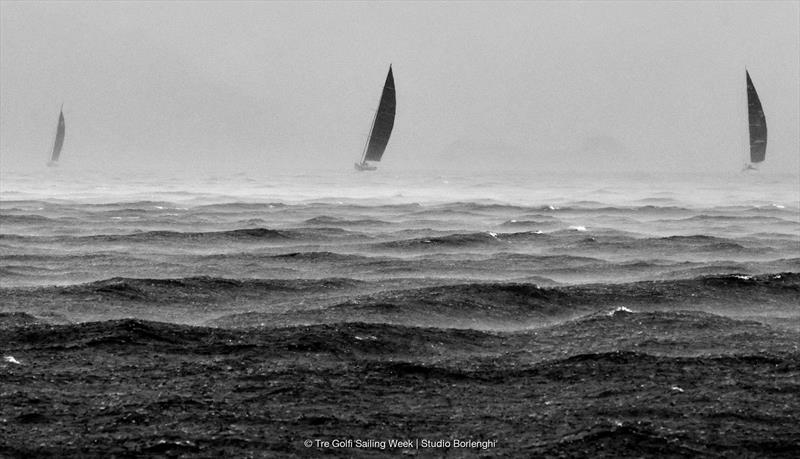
xmin=3 ymin=166 xmax=798 ymax=207
xmin=2 ymin=2 xmax=799 ymax=175
xmin=1 ymin=167 xmax=797 ymax=328
xmin=2 ymin=3 xmax=800 ymax=455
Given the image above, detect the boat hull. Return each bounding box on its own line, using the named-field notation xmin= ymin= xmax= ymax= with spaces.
xmin=354 ymin=162 xmax=377 ymax=171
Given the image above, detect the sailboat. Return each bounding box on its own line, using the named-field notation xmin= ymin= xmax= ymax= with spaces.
xmin=743 ymin=70 xmax=767 ymax=171
xmin=47 ymin=105 xmax=65 ymax=167
xmin=355 ymin=65 xmax=395 ymax=171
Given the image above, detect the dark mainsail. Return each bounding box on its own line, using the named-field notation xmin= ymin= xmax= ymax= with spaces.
xmin=49 ymin=107 xmax=65 ymax=164
xmin=746 ymin=71 xmax=767 ymax=164
xmin=356 ymin=66 xmax=395 ymax=170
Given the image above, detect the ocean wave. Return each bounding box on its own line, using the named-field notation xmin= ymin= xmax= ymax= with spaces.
xmin=561 ymin=234 xmax=770 ymax=254
xmin=209 ymin=273 xmax=800 ymax=329
xmin=546 ymin=205 xmax=691 ymax=214
xmin=660 ymin=259 xmax=800 ymax=279
xmin=374 ymin=232 xmax=502 ymax=249
xmin=192 ymin=202 xmax=288 ymax=212
xmin=374 ymin=230 xmax=548 ymax=250
xmin=0 ymin=253 xmax=131 ymax=262
xmin=0 ymin=275 xmax=379 ymax=324
xmin=72 ymin=276 xmax=365 ymax=296
xmin=5 ymin=310 xmax=796 ymax=359
xmin=674 ymin=214 xmax=797 ymax=224
xmin=269 ymin=251 xmax=372 ymax=263
xmin=0 ymin=318 xmax=500 ymax=357
xmin=168 ymin=251 xmax=375 ymax=266
xmin=632 ymin=197 xmax=680 ymax=205
xmin=488 ymin=253 xmax=603 ymax=266
xmin=0 ymin=318 xmax=220 ymax=349
xmin=657 ymin=235 xmax=754 ymax=251
xmin=3 ymin=272 xmax=798 ymax=330
xmin=402 ymin=203 xmax=701 ymax=216
xmin=499 ymin=217 xmax=561 ymax=228
xmin=103 ymin=228 xmax=294 ymax=242
xmin=0 ymin=214 xmax=62 ymax=225
xmin=0 ymin=266 xmax=62 ymax=277
xmin=303 ymin=216 xmax=391 ymax=226
xmin=0 ymin=227 xmax=360 ymax=243
xmin=0 ymin=312 xmax=46 ymax=329
xmin=95 ymin=200 xmax=178 ymax=208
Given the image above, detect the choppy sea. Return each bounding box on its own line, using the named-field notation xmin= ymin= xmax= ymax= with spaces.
xmin=1 ymin=168 xmax=798 ymax=327
xmin=2 ymin=167 xmax=800 ymax=456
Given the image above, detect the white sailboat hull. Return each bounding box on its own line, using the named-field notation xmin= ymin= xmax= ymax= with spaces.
xmin=354 ymin=162 xmax=377 ymax=171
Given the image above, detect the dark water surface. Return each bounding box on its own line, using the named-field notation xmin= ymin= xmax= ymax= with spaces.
xmin=1 ymin=169 xmax=799 ymax=456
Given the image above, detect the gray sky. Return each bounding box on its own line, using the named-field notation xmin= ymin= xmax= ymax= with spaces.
xmin=1 ymin=1 xmax=798 ymax=174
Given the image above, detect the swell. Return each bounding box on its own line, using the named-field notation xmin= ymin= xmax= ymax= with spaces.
xmin=303 ymin=216 xmax=391 ymax=226
xmin=3 ymin=200 xmax=797 ymax=223
xmin=0 ymin=227 xmax=360 ymax=243
xmin=3 ymin=271 xmax=798 ymax=308
xmin=2 ymin=311 xmax=797 ymax=458
xmin=0 ymin=214 xmax=67 ymax=225
xmin=62 ymin=276 xmax=365 ymax=297
xmin=372 ymin=230 xmax=547 ymax=249
xmin=0 ymin=272 xmax=800 ymax=329
xmin=0 ymin=276 xmax=375 ymax=325
xmin=4 ymin=311 xmax=798 ymax=365
xmin=366 ymin=231 xmax=783 ymax=254
xmin=3 ymin=248 xmax=798 ymax=291
xmin=407 ymin=202 xmax=712 ymax=215
xmin=207 ymin=273 xmax=800 ymax=329
xmin=562 ymin=234 xmax=780 ymax=254
xmin=674 ymin=214 xmax=798 ymax=224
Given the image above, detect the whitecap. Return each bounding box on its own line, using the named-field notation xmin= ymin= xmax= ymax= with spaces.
xmin=3 ymin=356 xmax=21 ymax=365
xmin=569 ymin=225 xmax=587 ymax=232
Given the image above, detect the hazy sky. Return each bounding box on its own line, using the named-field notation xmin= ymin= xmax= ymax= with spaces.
xmin=1 ymin=1 xmax=798 ymax=174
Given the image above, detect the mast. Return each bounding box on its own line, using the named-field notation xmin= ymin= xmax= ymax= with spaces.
xmin=742 ymin=68 xmax=749 ymax=168
xmin=359 ymin=102 xmax=380 ymax=165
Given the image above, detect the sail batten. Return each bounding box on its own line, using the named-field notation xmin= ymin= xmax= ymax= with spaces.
xmin=50 ymin=109 xmax=65 ymax=164
xmin=358 ymin=66 xmax=396 ymax=167
xmin=746 ymin=71 xmax=767 ymax=164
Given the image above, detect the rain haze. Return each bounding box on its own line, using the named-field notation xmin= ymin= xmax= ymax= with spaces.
xmin=1 ymin=1 xmax=798 ymax=175
xmin=3 ymin=2 xmax=800 ymax=456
